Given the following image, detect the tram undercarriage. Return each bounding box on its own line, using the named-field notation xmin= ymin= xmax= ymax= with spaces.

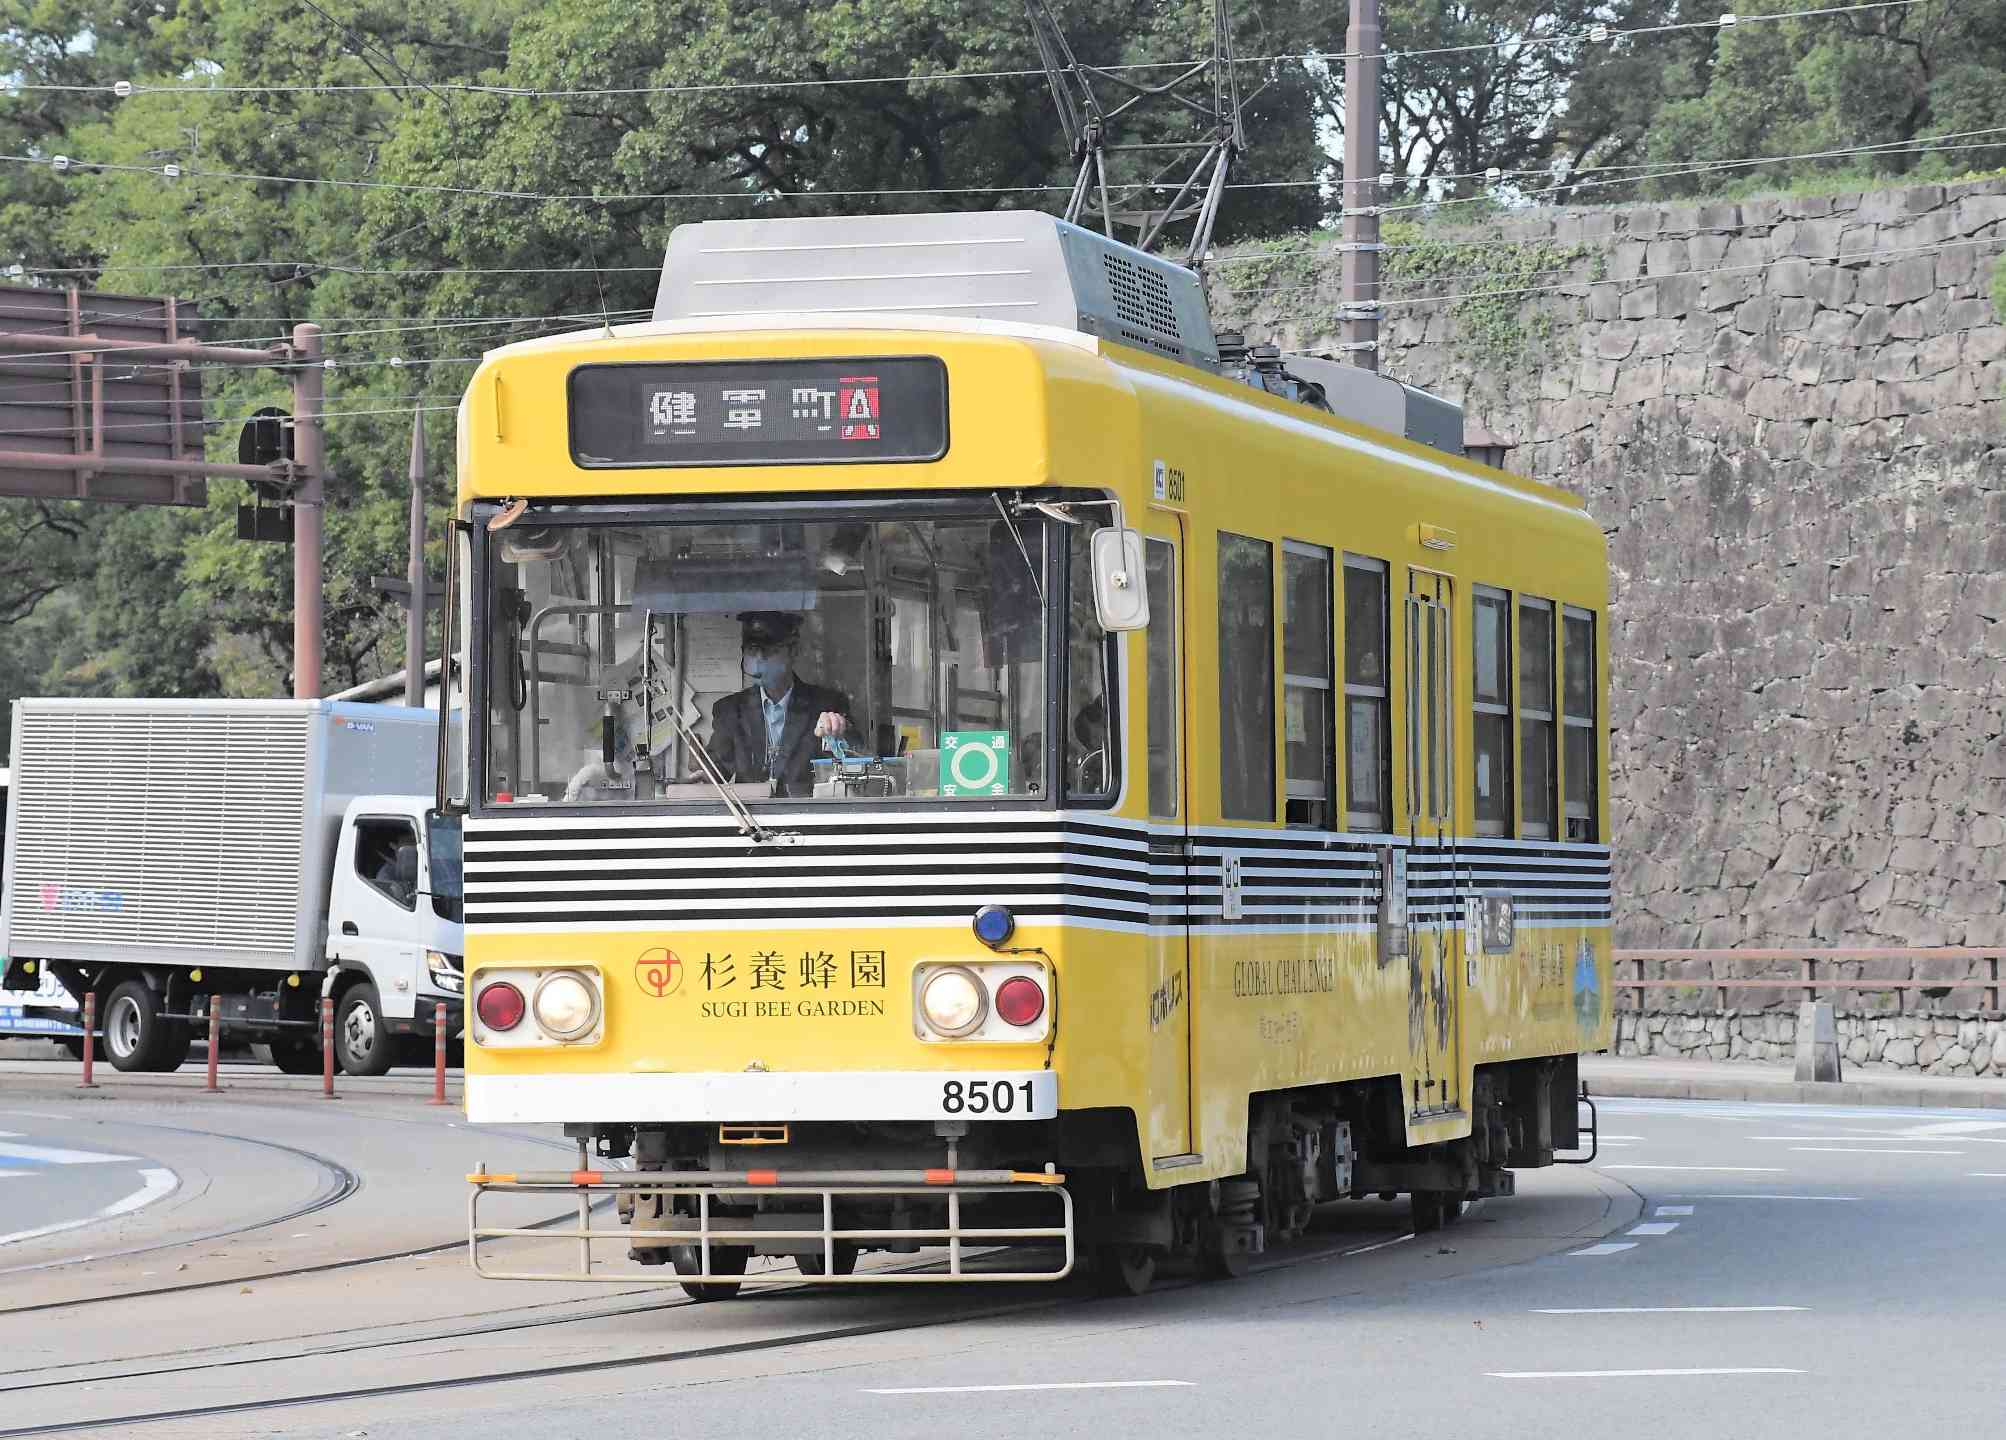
xmin=470 ymin=1056 xmax=1584 ymax=1299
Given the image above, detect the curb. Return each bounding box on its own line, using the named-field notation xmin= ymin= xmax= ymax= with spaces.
xmin=1582 ymin=1060 xmax=2006 ymax=1112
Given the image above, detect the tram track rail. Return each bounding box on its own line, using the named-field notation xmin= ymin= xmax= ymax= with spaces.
xmin=0 ymin=1115 xmax=583 ymax=1317
xmin=0 ymin=1222 xmax=1420 ymax=1437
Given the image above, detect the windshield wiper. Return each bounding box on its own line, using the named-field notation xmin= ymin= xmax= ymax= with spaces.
xmin=993 ymin=493 xmax=1046 ymax=608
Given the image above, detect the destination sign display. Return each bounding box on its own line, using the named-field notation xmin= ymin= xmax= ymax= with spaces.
xmin=569 ymin=357 xmax=949 ymax=468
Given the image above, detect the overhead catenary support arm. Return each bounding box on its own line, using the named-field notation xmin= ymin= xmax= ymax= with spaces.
xmin=1025 ymin=0 xmax=1247 ymax=271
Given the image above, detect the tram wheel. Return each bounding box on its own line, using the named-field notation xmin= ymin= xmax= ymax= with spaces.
xmin=797 ymin=1243 xmax=859 ymax=1278
xmin=671 ymin=1244 xmax=749 ymax=1301
xmin=1091 ymin=1243 xmax=1158 ymax=1297
xmin=1198 ymin=1223 xmax=1250 ymax=1280
xmin=1409 ymin=1190 xmax=1467 ymax=1234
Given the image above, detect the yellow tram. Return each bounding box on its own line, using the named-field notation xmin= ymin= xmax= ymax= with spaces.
xmin=452 ymin=211 xmax=1611 ymax=1296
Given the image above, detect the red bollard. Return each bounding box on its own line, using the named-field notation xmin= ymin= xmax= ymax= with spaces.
xmin=430 ymin=1001 xmax=449 ymax=1106
xmin=203 ymin=994 xmax=222 ymax=1092
xmin=320 ymin=995 xmax=338 ymax=1100
xmin=78 ymin=991 xmax=99 ymax=1090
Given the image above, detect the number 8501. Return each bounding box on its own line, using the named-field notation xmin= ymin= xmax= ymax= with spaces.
xmin=940 ymin=1079 xmax=1037 ymax=1115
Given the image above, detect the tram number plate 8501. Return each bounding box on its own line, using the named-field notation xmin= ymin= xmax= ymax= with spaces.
xmin=940 ymin=1078 xmax=1039 ymax=1116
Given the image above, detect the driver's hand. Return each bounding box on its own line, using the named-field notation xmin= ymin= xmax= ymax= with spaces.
xmin=814 ymin=711 xmax=848 ymax=738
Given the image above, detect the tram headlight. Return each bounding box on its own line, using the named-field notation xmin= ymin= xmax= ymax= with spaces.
xmin=531 ymin=969 xmax=601 ymax=1041
xmin=918 ymin=966 xmax=988 ymax=1037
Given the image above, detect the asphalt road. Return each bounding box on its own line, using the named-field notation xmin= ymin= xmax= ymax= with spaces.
xmin=1 ymin=1079 xmax=2001 ymax=1439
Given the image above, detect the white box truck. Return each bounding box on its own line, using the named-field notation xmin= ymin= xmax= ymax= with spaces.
xmin=0 ymin=699 xmax=463 ymax=1075
xmin=0 ymin=764 xmax=85 ymax=1052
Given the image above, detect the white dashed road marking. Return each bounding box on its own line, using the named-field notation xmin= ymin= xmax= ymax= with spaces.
xmin=1787 ymin=1147 xmax=1961 ymax=1156
xmin=1687 ymin=1194 xmax=1860 ymax=1202
xmin=1490 ymin=1368 xmax=1803 ymax=1379
xmin=867 ymin=1381 xmax=1195 ymax=1396
xmin=1628 ymin=1222 xmax=1680 ymax=1236
xmin=1570 ymin=1242 xmax=1637 ymax=1256
xmin=1603 ymin=1165 xmax=1786 ymax=1173
xmin=1655 ymin=1205 xmax=1695 ymax=1216
xmin=1533 ymin=1306 xmax=1809 ymax=1315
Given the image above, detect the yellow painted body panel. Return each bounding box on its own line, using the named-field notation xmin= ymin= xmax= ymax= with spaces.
xmin=457 ymin=317 xmax=1612 ymax=1185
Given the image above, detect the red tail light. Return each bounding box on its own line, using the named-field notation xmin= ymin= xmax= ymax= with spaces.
xmin=477 ymin=980 xmax=525 ymax=1032
xmin=994 ymin=976 xmax=1046 ymax=1027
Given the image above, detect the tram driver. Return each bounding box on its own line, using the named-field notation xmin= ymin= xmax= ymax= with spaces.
xmin=707 ymin=611 xmax=855 ymax=797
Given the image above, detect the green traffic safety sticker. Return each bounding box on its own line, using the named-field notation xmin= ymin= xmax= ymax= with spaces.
xmin=942 ymin=730 xmax=1011 ymax=796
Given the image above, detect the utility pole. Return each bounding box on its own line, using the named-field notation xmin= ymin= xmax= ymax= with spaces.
xmin=291 ymin=322 xmax=325 ymax=699
xmin=1340 ymin=0 xmax=1382 ymax=371
xmin=404 ymin=411 xmax=428 ymax=708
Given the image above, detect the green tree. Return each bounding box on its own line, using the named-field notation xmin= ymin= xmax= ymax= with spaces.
xmin=1640 ymin=0 xmax=2006 ymax=195
xmin=1306 ymin=1 xmax=1696 ymax=203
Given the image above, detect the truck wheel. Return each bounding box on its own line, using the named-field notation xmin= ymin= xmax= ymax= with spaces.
xmin=103 ymin=981 xmax=166 ymax=1072
xmin=152 ymin=1022 xmax=193 ymax=1073
xmin=336 ymin=983 xmax=395 ymax=1076
xmin=270 ymin=1038 xmax=323 ymax=1075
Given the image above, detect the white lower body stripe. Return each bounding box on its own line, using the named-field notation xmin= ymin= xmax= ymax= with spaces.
xmin=466 ymin=1069 xmax=1058 ymax=1125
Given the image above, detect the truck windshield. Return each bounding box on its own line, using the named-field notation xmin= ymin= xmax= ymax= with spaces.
xmin=480 ymin=507 xmax=1108 ymax=806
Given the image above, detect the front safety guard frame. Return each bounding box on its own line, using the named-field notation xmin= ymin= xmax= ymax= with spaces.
xmin=468 ymin=1165 xmax=1075 ymax=1284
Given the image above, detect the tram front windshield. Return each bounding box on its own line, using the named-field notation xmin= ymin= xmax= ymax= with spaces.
xmin=482 ymin=508 xmax=1110 ymax=806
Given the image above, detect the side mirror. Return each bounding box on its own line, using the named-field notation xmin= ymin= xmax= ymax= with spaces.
xmin=1089 ymin=527 xmax=1150 ymax=632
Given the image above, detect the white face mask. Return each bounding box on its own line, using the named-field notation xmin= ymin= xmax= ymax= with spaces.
xmin=745 ymin=653 xmax=790 ymax=690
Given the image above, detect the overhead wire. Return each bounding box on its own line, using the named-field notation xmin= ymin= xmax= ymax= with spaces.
xmin=0 ymin=308 xmax=653 ymax=367
xmin=1347 ymin=127 xmax=2006 ymax=223
xmin=1221 ymin=233 xmax=2003 ymax=309
xmin=6 ymin=125 xmax=1997 ymax=213
xmin=0 ymin=0 xmax=1928 ymax=101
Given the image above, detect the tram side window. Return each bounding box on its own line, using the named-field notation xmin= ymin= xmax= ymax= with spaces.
xmin=1472 ymin=586 xmax=1513 ymax=837
xmin=1563 ymin=607 xmax=1598 ymax=842
xmin=1144 ymin=539 xmax=1179 ymax=819
xmin=1518 ymin=596 xmax=1557 ymax=840
xmin=1283 ymin=542 xmax=1334 ymax=827
xmin=1217 ymin=532 xmax=1275 ymax=821
xmin=1342 ymin=555 xmax=1390 ymax=832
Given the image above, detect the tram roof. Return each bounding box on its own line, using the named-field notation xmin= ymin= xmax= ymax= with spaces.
xmin=466 ymin=313 xmax=1585 ymax=521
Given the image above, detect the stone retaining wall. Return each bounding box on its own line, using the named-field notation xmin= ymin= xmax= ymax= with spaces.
xmin=1211 ymin=178 xmax=2006 ymax=951
xmin=1615 ymin=1008 xmax=2006 ymax=1077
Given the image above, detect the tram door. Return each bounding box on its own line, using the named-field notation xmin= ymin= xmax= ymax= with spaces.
xmin=1404 ymin=571 xmax=1463 ymax=1117
xmin=1142 ymin=531 xmax=1195 ymax=1161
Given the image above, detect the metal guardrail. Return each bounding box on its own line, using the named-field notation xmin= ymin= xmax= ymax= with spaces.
xmin=1614 ymin=948 xmax=2004 ymax=1013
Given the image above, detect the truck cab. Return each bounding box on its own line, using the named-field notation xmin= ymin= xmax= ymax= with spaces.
xmin=323 ymin=796 xmax=465 ymax=1075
